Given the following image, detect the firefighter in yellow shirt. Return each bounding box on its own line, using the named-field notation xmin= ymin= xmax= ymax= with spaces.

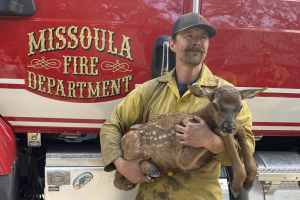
xmin=248 ymin=52 xmax=290 ymax=88
xmin=100 ymin=12 xmax=255 ymax=200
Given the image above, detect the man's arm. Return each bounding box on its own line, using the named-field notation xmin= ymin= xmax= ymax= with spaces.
xmin=113 ymin=157 xmax=149 ymax=184
xmin=100 ymin=81 xmax=154 ymax=183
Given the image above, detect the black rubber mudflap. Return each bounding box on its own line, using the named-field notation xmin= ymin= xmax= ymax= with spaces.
xmin=0 ymin=162 xmax=20 ymax=200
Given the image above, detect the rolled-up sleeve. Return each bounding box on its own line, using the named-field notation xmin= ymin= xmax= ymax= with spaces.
xmin=213 ymin=101 xmax=255 ymax=166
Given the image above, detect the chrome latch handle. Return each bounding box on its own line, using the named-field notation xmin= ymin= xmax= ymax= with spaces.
xmin=73 ymin=172 xmax=93 ymax=190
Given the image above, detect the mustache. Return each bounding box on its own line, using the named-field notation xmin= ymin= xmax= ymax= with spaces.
xmin=183 ymin=46 xmax=206 ymax=53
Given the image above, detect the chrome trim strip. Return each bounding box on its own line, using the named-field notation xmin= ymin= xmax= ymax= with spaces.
xmin=161 ymin=41 xmax=169 ymax=76
xmin=193 ymin=0 xmax=199 ymax=13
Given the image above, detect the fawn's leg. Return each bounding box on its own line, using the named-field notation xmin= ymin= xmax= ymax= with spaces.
xmin=177 ymin=146 xmax=212 ymax=170
xmin=139 ymin=160 xmax=160 ymax=181
xmin=234 ymin=127 xmax=257 ymax=192
xmin=221 ymin=134 xmax=246 ymax=198
xmin=121 ymin=130 xmax=143 ymax=160
xmin=114 ymin=170 xmax=137 ymax=191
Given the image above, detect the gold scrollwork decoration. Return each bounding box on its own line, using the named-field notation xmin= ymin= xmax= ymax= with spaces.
xmin=101 ymin=60 xmax=132 ymax=72
xmin=28 ymin=56 xmax=61 ymax=69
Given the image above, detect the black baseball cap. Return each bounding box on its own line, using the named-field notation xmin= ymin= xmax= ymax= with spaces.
xmin=172 ymin=12 xmax=217 ymax=38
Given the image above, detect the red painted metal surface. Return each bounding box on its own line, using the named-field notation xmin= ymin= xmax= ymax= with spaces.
xmin=0 ymin=0 xmax=299 ymax=136
xmin=0 ymin=0 xmax=184 ymax=103
xmin=202 ymin=0 xmax=300 ymax=89
xmin=0 ymin=0 xmax=185 ymax=134
xmin=0 ymin=116 xmax=16 ymax=175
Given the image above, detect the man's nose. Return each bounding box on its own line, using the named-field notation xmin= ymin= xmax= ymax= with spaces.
xmin=192 ymin=37 xmax=201 ymax=46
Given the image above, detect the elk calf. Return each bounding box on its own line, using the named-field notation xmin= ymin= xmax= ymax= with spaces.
xmin=114 ymin=85 xmax=266 ymax=197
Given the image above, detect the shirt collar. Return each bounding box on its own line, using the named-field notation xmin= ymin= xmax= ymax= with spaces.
xmin=157 ymin=64 xmax=218 ymax=87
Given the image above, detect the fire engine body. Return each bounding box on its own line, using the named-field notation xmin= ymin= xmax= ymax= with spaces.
xmin=0 ymin=0 xmax=299 ymax=199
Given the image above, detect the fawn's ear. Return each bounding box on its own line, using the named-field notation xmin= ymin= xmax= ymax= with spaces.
xmin=240 ymin=87 xmax=268 ymax=100
xmin=188 ymin=85 xmax=215 ymax=101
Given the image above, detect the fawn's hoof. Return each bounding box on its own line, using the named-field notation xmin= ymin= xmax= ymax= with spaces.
xmin=230 ymin=186 xmax=240 ymax=198
xmin=140 ymin=161 xmax=160 ymax=180
xmin=146 ymin=175 xmax=156 ymax=182
xmin=230 ymin=183 xmax=242 ymax=198
xmin=144 ymin=167 xmax=160 ymax=182
xmin=148 ymin=166 xmax=160 ymax=177
xmin=243 ymin=180 xmax=254 ymax=192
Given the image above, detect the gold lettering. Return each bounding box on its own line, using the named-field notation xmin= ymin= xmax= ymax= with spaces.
xmin=37 ymin=74 xmax=46 ymax=93
xmin=102 ymin=80 xmax=110 ymax=97
xmin=79 ymin=56 xmax=89 ymax=75
xmin=76 ymin=82 xmax=87 ymax=99
xmin=47 ymin=77 xmax=56 ymax=95
xmin=27 ymin=29 xmax=47 ymax=56
xmin=63 ymin=55 xmax=72 ymax=75
xmin=119 ymin=35 xmax=133 ymax=61
xmin=111 ymin=78 xmax=121 ymax=96
xmin=67 ymin=81 xmax=76 ymax=98
xmin=90 ymin=57 xmax=99 ymax=76
xmin=48 ymin=28 xmax=55 ymax=51
xmin=67 ymin=26 xmax=79 ymax=49
xmin=55 ymin=26 xmax=67 ymax=50
xmin=94 ymin=28 xmax=106 ymax=52
xmin=122 ymin=75 xmax=132 ymax=93
xmin=107 ymin=31 xmax=118 ymax=55
xmin=72 ymin=56 xmax=79 ymax=75
xmin=27 ymin=71 xmax=37 ymax=89
xmin=87 ymin=82 xmax=101 ymax=99
xmin=55 ymin=79 xmax=66 ymax=97
xmin=79 ymin=26 xmax=93 ymax=50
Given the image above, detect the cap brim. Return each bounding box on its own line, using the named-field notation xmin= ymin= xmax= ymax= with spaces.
xmin=173 ymin=24 xmax=217 ymax=38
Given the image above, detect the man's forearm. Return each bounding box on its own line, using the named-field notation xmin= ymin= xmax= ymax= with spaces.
xmin=206 ymin=134 xmax=226 ymax=154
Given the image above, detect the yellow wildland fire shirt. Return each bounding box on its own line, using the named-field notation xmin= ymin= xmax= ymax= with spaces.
xmin=100 ymin=65 xmax=255 ymax=200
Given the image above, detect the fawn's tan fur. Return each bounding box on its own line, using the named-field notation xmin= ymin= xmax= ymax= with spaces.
xmin=114 ymin=85 xmax=266 ymax=197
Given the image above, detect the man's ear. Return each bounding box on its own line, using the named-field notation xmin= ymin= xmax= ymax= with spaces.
xmin=169 ymin=38 xmax=175 ymax=52
xmin=188 ymin=85 xmax=214 ymax=101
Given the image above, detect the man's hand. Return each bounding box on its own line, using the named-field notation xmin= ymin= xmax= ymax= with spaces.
xmin=175 ymin=116 xmax=226 ymax=154
xmin=113 ymin=157 xmax=149 ymax=184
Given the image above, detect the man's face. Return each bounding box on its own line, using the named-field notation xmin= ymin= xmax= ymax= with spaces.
xmin=263 ymin=55 xmax=275 ymax=66
xmin=170 ymin=27 xmax=209 ymax=66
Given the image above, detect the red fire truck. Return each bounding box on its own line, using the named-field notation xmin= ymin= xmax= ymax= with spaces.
xmin=0 ymin=0 xmax=299 ymax=199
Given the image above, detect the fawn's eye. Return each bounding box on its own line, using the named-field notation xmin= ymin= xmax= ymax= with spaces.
xmin=238 ymin=105 xmax=243 ymax=113
xmin=212 ymin=103 xmax=219 ymax=111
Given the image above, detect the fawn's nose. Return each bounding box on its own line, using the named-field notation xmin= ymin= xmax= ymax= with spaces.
xmin=221 ymin=121 xmax=235 ymax=133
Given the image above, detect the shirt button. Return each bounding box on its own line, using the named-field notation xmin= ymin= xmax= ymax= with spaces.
xmin=168 ymin=171 xmax=172 ymax=176
xmin=176 ymin=99 xmax=179 ymax=103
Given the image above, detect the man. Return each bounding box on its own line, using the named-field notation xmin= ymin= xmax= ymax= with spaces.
xmin=247 ymin=51 xmax=290 ymax=88
xmin=100 ymin=12 xmax=255 ymax=200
